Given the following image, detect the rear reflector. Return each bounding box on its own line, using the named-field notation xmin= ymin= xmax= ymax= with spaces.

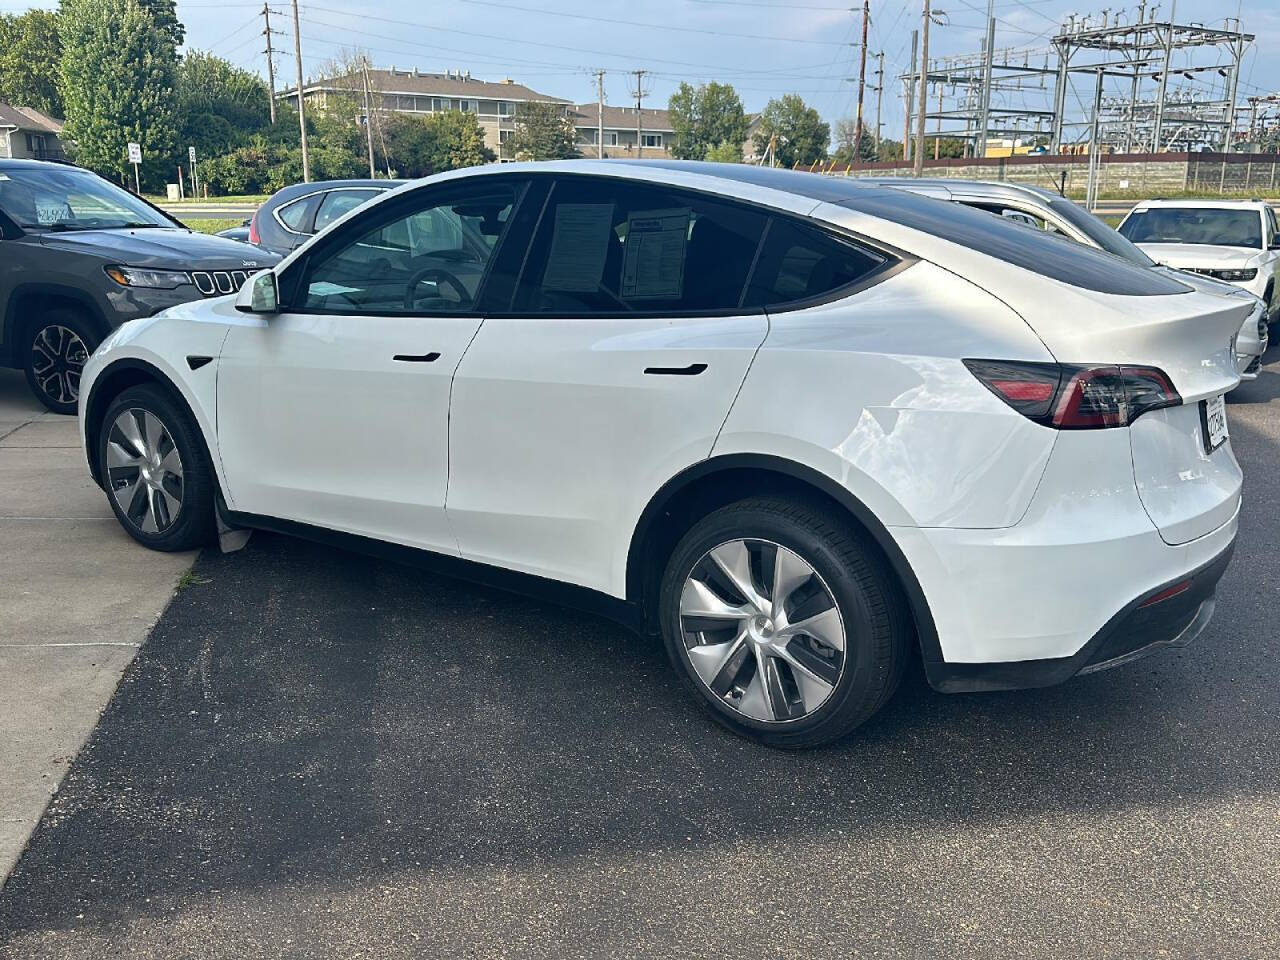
xmin=965 ymin=359 xmax=1181 ymax=430
xmin=1138 ymin=579 xmax=1192 ymax=608
xmin=248 ymin=209 xmax=261 ymax=246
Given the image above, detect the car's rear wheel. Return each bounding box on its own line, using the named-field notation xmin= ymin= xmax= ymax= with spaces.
xmin=23 ymin=308 xmax=98 ymax=415
xmin=98 ymin=384 xmax=215 ymax=551
xmin=659 ymin=496 xmax=911 ymax=749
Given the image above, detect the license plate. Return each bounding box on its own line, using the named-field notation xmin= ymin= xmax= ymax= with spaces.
xmin=1201 ymin=394 xmax=1228 ymax=453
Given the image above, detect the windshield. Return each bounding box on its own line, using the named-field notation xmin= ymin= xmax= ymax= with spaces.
xmin=1046 ymin=198 xmax=1155 ymax=266
xmin=1118 ymin=207 xmax=1263 ymax=250
xmin=0 ymin=167 xmax=173 ymax=231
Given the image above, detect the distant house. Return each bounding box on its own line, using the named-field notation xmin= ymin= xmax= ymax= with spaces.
xmin=0 ymin=103 xmax=65 ymax=161
xmin=741 ymin=114 xmax=764 ymax=164
xmin=571 ymin=104 xmax=673 ymax=159
xmin=279 ymin=68 xmax=570 ymax=160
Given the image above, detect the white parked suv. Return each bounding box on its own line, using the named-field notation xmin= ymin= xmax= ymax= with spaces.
xmin=78 ymin=161 xmax=1243 ymax=747
xmin=1119 ymin=199 xmax=1279 ymax=370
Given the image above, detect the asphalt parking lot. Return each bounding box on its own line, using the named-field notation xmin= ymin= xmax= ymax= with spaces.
xmin=1 ymin=353 xmax=1278 ymax=959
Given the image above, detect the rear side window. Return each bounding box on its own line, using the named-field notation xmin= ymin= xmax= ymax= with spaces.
xmin=276 ymin=194 xmax=317 ymax=233
xmin=744 ymin=218 xmax=887 ymax=307
xmin=511 ymin=178 xmax=766 ymax=314
xmin=313 ymin=189 xmax=379 ymax=232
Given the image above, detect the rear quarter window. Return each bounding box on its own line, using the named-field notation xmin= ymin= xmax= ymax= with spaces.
xmin=839 ymin=189 xmax=1190 ymax=296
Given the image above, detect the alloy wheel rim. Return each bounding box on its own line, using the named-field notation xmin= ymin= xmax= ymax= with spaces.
xmin=106 ymin=408 xmax=184 ymax=534
xmin=679 ymin=538 xmax=846 ymax=723
xmin=30 ymin=324 xmax=88 ymax=406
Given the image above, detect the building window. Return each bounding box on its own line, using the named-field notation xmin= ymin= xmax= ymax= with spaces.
xmin=641 ymin=133 xmax=662 ymax=149
xmin=499 ymin=101 xmax=513 ymax=116
xmin=606 ymin=132 xmax=618 ymax=146
xmin=499 ymin=130 xmax=513 ymax=143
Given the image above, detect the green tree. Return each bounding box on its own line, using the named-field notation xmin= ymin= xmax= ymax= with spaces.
xmin=58 ymin=0 xmax=180 ymax=189
xmin=703 ymin=140 xmax=743 ymax=163
xmin=0 ymin=10 xmax=63 ymax=117
xmin=668 ymin=81 xmax=748 ymax=161
xmin=176 ymin=51 xmax=271 ymax=156
xmin=386 ymin=110 xmax=494 ymax=177
xmin=752 ymin=94 xmax=829 ymax=168
xmin=137 ymin=0 xmax=182 ymax=47
xmin=508 ymin=101 xmax=578 ymax=161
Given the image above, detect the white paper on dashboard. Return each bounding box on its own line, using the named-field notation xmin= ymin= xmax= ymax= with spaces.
xmin=543 ymin=203 xmax=616 ymax=292
xmin=621 ymin=207 xmax=690 ymax=300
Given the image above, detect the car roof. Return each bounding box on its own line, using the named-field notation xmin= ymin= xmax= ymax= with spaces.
xmin=269 ymin=178 xmax=404 ymax=203
xmin=851 ymin=177 xmax=1064 ymax=203
xmin=0 ymin=157 xmax=89 ymax=172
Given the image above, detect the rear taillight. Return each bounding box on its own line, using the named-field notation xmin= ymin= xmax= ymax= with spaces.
xmin=964 ymin=359 xmax=1181 ymax=429
xmin=248 ymin=209 xmax=260 ymax=246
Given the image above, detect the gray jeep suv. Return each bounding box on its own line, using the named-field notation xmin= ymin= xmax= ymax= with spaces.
xmin=0 ymin=159 xmax=279 ymax=413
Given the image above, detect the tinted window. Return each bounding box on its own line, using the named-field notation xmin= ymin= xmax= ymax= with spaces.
xmin=743 ymin=218 xmax=886 ymax=307
xmin=1118 ymin=207 xmax=1263 ymax=250
xmin=313 ymin=189 xmax=380 ymax=232
xmin=512 ymin=178 xmax=766 ymax=313
xmin=1045 ymin=197 xmax=1153 ymax=266
xmin=842 ymin=189 xmax=1189 ymax=296
xmin=277 ymin=195 xmax=317 ymax=232
xmin=300 ymin=184 xmax=517 ymax=315
xmin=0 ymin=167 xmax=171 ymax=229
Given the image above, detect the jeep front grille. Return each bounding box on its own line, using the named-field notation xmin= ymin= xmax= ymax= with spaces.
xmin=190 ymin=270 xmax=252 ymax=297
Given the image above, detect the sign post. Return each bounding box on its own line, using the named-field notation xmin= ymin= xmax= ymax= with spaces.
xmin=127 ymin=142 xmax=142 ymax=194
xmin=188 ymin=146 xmax=198 ymax=196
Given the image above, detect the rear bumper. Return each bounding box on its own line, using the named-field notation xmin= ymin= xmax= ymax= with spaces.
xmin=924 ymin=535 xmax=1235 ymax=693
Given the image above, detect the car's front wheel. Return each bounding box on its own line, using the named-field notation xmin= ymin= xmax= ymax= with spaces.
xmin=98 ymin=384 xmax=215 ymax=551
xmin=23 ymin=308 xmax=98 ymax=415
xmin=659 ymin=497 xmax=910 ymax=748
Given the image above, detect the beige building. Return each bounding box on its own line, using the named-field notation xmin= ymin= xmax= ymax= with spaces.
xmin=279 ymin=68 xmax=570 ymax=159
xmin=571 ymin=104 xmax=674 ymax=159
xmin=0 ymin=103 xmax=65 ymax=160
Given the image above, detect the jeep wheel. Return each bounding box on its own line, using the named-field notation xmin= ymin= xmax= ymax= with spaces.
xmin=23 ymin=308 xmax=98 ymax=415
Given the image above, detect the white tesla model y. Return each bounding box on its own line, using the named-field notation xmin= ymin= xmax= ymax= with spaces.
xmin=79 ymin=161 xmax=1243 ymax=747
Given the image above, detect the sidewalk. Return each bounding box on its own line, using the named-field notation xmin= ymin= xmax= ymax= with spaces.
xmin=0 ymin=370 xmax=194 ymax=885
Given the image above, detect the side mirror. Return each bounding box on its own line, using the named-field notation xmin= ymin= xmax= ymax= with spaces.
xmin=236 ymin=269 xmax=279 ymax=314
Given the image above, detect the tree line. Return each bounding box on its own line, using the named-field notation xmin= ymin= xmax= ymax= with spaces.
xmin=0 ymin=1 xmax=900 ymax=196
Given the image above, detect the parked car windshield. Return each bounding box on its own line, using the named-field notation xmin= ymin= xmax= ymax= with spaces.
xmin=1045 ymin=197 xmax=1155 ymax=266
xmin=1118 ymin=207 xmax=1263 ymax=249
xmin=0 ymin=166 xmax=173 ymax=231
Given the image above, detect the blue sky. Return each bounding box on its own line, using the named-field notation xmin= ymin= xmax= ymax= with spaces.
xmin=8 ymin=0 xmax=1280 ymax=144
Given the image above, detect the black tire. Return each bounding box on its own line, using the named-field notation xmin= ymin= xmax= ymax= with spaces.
xmin=23 ymin=307 xmax=100 ymax=415
xmin=658 ymin=496 xmax=910 ymax=749
xmin=97 ymin=383 xmax=215 ymax=551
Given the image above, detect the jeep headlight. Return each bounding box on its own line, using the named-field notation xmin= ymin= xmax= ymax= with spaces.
xmin=104 ymin=265 xmax=191 ymax=289
xmin=1210 ymin=267 xmax=1258 ymax=282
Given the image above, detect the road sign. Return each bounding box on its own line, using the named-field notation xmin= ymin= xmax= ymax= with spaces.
xmin=127 ymin=142 xmax=142 ymax=164
xmin=188 ymin=146 xmax=196 ymax=163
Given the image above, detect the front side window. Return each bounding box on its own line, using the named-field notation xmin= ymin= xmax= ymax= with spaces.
xmin=300 ymin=184 xmax=517 ymax=315
xmin=0 ymin=167 xmax=171 ymax=230
xmin=743 ymin=217 xmax=887 ymax=307
xmin=511 ymin=178 xmax=767 ymax=314
xmin=1118 ymin=207 xmax=1264 ymax=250
xmin=313 ymin=189 xmax=380 ymax=233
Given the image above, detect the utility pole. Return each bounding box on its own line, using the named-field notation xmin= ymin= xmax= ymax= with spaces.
xmin=262 ymin=3 xmax=278 ymax=124
xmin=853 ymin=0 xmax=869 ymax=169
xmin=362 ymin=61 xmax=376 ymax=178
xmin=913 ymin=0 xmax=930 ymax=176
xmin=977 ymin=0 xmax=995 ymax=159
xmin=595 ymin=69 xmax=606 ymax=159
xmin=632 ymin=69 xmax=647 ymax=156
xmin=1086 ymin=67 xmax=1104 ymax=209
xmin=290 ymin=0 xmax=309 ymax=182
xmin=873 ymin=50 xmax=884 ymax=159
xmin=935 ymin=84 xmax=943 ymax=160
xmin=1152 ymin=0 xmax=1176 ymax=153
xmin=905 ymin=28 xmax=917 ymax=164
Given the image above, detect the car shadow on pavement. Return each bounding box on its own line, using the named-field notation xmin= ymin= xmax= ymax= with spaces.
xmin=1 ymin=477 xmax=1276 ymax=948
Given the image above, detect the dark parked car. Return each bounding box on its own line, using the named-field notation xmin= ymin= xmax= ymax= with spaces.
xmin=248 ymin=179 xmax=402 ymax=255
xmin=0 ymin=158 xmax=279 ymax=413
xmin=216 ymin=218 xmax=251 ymax=243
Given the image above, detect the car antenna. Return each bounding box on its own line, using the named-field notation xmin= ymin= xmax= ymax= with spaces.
xmin=1057 ymin=171 xmax=1066 ymax=198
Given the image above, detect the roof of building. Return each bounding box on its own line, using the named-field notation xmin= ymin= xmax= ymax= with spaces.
xmin=571 ymin=103 xmax=674 ymax=133
xmin=284 ymin=68 xmax=569 ymax=104
xmin=0 ymin=103 xmax=64 ymax=133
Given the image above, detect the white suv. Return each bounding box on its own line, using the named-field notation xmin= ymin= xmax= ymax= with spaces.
xmin=1118 ymin=198 xmax=1280 ymax=323
xmin=79 ymin=162 xmax=1243 ymax=747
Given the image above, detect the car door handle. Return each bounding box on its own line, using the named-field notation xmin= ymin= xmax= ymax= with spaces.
xmin=393 ymin=352 xmax=441 ymax=363
xmin=644 ymin=363 xmax=707 ymax=376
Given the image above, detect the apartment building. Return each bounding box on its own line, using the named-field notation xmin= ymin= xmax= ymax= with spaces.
xmin=279 ymin=68 xmax=570 ymax=159
xmin=572 ymin=103 xmax=673 ymax=159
